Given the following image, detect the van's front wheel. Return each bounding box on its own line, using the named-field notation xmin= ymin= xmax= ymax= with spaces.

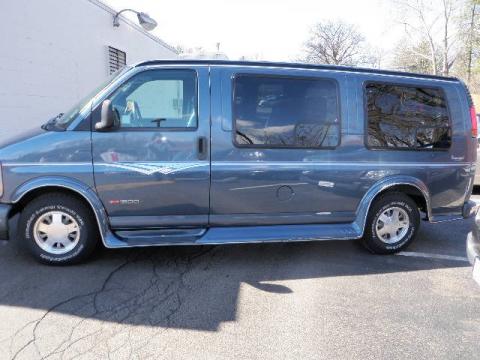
xmin=18 ymin=193 xmax=99 ymax=265
xmin=362 ymin=192 xmax=420 ymax=254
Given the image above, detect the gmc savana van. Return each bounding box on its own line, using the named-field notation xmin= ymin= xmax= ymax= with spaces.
xmin=0 ymin=60 xmax=478 ymax=265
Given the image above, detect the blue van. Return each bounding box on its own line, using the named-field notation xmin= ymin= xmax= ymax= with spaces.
xmin=0 ymin=60 xmax=478 ymax=265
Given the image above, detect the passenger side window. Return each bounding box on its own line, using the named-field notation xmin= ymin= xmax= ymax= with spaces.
xmin=366 ymin=83 xmax=451 ymax=150
xmin=233 ymin=75 xmax=340 ymax=148
xmin=109 ymin=70 xmax=197 ymax=129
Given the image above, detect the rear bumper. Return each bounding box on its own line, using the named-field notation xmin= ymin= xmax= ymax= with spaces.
xmin=0 ymin=204 xmax=11 ymax=240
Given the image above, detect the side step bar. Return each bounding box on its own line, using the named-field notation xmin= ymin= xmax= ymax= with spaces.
xmin=115 ymin=228 xmax=207 ymax=246
xmin=104 ymin=223 xmax=363 ymax=248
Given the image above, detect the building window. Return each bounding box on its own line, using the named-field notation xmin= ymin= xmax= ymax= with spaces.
xmin=108 ymin=46 xmax=127 ymax=75
xmin=366 ymin=82 xmax=451 ymax=150
xmin=233 ymin=75 xmax=340 ymax=148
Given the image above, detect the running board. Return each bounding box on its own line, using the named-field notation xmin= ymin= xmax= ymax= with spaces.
xmin=114 ymin=228 xmax=207 ymax=246
xmin=104 ymin=223 xmax=362 ymax=249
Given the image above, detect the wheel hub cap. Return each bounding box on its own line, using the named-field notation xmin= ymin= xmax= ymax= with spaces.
xmin=375 ymin=207 xmax=410 ymax=244
xmin=33 ymin=211 xmax=80 ymax=255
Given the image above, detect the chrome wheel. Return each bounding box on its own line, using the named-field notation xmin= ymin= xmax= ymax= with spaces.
xmin=33 ymin=211 xmax=80 ymax=255
xmin=375 ymin=206 xmax=410 ymax=244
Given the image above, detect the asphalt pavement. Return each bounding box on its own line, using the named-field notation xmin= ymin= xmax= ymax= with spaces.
xmin=0 ymin=199 xmax=478 ymax=359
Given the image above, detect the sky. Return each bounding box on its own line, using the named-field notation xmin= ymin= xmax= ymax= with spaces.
xmin=105 ymin=0 xmax=404 ymax=62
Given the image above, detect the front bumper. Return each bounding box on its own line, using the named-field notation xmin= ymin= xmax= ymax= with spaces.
xmin=463 ymin=200 xmax=479 ymax=219
xmin=468 ymin=214 xmax=480 ymax=285
xmin=0 ymin=204 xmax=11 ymax=240
xmin=467 ymin=213 xmax=480 ymax=265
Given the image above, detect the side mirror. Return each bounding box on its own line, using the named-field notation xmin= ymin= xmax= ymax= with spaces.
xmin=95 ymin=100 xmax=119 ymax=131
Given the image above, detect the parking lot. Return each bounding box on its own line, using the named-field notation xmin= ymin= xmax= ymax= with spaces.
xmin=0 ymin=199 xmax=479 ymax=360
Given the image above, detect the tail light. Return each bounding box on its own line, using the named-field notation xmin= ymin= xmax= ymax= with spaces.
xmin=471 ymin=106 xmax=478 ymax=138
xmin=0 ymin=163 xmax=3 ymax=198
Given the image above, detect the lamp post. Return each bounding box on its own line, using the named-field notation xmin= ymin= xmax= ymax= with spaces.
xmin=113 ymin=9 xmax=157 ymax=31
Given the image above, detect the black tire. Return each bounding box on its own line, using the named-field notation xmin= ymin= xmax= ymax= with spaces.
xmin=362 ymin=192 xmax=420 ymax=254
xmin=18 ymin=193 xmax=99 ymax=265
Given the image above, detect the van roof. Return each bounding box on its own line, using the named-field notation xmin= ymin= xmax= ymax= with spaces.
xmin=135 ymin=59 xmax=459 ymax=82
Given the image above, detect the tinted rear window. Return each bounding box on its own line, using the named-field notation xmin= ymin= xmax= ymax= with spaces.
xmin=366 ymin=83 xmax=451 ymax=150
xmin=234 ymin=75 xmax=340 ymax=148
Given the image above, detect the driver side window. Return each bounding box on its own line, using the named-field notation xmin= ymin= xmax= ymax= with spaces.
xmin=109 ymin=69 xmax=198 ymax=129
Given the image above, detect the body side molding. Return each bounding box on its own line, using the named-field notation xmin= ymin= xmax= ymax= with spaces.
xmin=9 ymin=175 xmax=433 ymax=249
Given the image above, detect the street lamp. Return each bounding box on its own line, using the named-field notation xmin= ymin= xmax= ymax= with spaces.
xmin=113 ymin=9 xmax=157 ymax=31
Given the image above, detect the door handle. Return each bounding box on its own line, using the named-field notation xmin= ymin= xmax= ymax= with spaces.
xmin=197 ymin=136 xmax=208 ymax=160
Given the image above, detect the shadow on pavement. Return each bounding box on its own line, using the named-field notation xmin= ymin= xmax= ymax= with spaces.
xmin=0 ymin=218 xmax=473 ymax=332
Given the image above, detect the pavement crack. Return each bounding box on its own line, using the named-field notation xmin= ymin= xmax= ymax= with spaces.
xmin=10 ymin=253 xmax=135 ymax=360
xmin=8 ymin=246 xmax=219 ymax=359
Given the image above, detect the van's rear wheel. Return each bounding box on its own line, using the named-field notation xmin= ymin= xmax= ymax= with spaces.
xmin=18 ymin=193 xmax=99 ymax=265
xmin=362 ymin=192 xmax=420 ymax=254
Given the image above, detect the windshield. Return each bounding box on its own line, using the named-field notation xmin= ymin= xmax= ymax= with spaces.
xmin=52 ymin=66 xmax=132 ymax=130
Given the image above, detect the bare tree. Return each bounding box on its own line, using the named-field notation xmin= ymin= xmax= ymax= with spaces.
xmin=396 ymin=0 xmax=440 ymax=74
xmin=440 ymin=0 xmax=457 ymax=75
xmin=462 ymin=0 xmax=480 ymax=82
xmin=392 ymin=38 xmax=440 ymax=73
xmin=360 ymin=46 xmax=387 ymax=69
xmin=394 ymin=0 xmax=462 ymax=75
xmin=302 ymin=20 xmax=367 ymax=66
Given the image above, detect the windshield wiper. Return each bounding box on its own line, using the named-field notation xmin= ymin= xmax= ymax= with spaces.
xmin=41 ymin=113 xmax=64 ymax=131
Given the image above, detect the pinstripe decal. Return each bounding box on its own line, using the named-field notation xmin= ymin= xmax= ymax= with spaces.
xmin=96 ymin=162 xmax=207 ymax=175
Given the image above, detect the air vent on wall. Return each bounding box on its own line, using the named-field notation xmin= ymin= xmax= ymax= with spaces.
xmin=108 ymin=46 xmax=127 ymax=75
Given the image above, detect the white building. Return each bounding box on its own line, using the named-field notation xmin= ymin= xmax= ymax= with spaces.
xmin=0 ymin=0 xmax=177 ymax=141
